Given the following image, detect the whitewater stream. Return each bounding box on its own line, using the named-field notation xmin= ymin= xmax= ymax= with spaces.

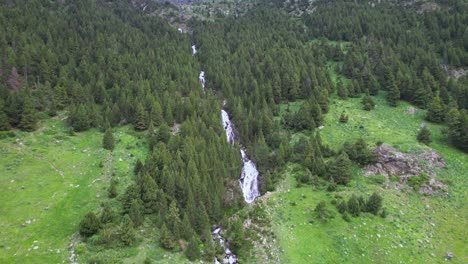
xmin=193 ymin=44 xmax=260 ymax=264
xmin=221 ymin=109 xmax=260 ymax=203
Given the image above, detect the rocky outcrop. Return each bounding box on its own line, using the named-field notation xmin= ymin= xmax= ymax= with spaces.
xmin=364 ymin=144 xmax=448 ymax=195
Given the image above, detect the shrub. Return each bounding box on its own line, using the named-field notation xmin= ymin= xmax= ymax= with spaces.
xmin=407 ymin=173 xmax=430 ymax=191
xmin=79 ymin=212 xmax=101 ymax=237
xmin=365 ymin=192 xmax=383 ymax=215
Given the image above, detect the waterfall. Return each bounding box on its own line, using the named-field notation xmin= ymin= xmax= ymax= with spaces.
xmin=199 ymin=71 xmax=206 ymax=89
xmin=220 ymin=110 xmax=260 ymax=203
xmin=192 ymin=45 xmax=197 ymax=56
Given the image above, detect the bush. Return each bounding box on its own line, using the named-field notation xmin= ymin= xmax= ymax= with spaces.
xmin=407 ymin=173 xmax=430 ymax=191
xmin=339 ymin=112 xmax=349 ymax=123
xmin=79 ymin=212 xmax=101 ymax=237
xmin=314 ymin=201 xmax=334 ymax=223
xmin=417 ymin=126 xmax=432 ymax=145
xmin=365 ymin=192 xmax=383 ymax=215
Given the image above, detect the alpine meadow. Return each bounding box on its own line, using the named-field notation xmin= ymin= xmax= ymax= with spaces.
xmin=0 ymin=0 xmax=466 ymax=263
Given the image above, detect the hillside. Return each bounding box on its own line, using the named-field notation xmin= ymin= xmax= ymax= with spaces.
xmin=0 ymin=0 xmax=467 ymax=263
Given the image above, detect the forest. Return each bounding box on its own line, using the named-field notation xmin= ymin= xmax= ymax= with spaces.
xmin=0 ymin=0 xmax=466 ymax=263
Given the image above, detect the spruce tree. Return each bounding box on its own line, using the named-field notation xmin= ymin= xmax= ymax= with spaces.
xmin=19 ymin=97 xmax=37 ymax=132
xmin=366 ymin=192 xmax=383 ymax=215
xmin=185 ymin=236 xmax=201 ymax=261
xmin=329 ymin=152 xmax=353 ymax=185
xmin=347 ymin=195 xmax=361 ymax=217
xmin=108 ymin=179 xmax=118 ymax=198
xmin=79 ymin=212 xmax=101 ymax=237
xmin=426 ymin=96 xmax=446 ymax=123
xmin=417 ymin=126 xmax=432 ymax=145
xmin=100 ymin=203 xmax=115 ymax=224
xmin=0 ymin=110 xmax=10 ymax=131
xmin=102 ymin=128 xmax=115 ymax=150
xmin=159 ymin=223 xmax=176 ymax=250
xmin=386 ymin=74 xmax=400 ymax=107
xmin=120 ymin=214 xmax=136 ymax=246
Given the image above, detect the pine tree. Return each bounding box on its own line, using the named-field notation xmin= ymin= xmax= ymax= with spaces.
xmin=159 ymin=223 xmax=176 ymax=250
xmin=386 ymin=74 xmax=400 ymax=107
xmin=185 ymin=236 xmax=201 ymax=261
xmin=0 ymin=100 xmax=10 ymax=131
xmin=361 ymin=95 xmax=375 ymax=111
xmin=347 ymin=195 xmax=361 ymax=217
xmin=314 ymin=201 xmax=333 ymax=223
xmin=0 ymin=110 xmax=10 ymax=131
xmin=426 ymin=96 xmax=446 ymax=123
xmin=102 ymin=128 xmax=115 ymax=150
xmin=338 ymin=85 xmax=349 ymax=99
xmin=134 ymin=103 xmax=148 ymax=131
xmin=329 ymin=152 xmax=353 ymax=185
xmin=108 ymin=179 xmax=118 ymax=198
xmin=120 ymin=214 xmax=136 ymax=246
xmin=366 ymin=192 xmax=383 ymax=215
xmin=203 ymin=235 xmax=216 ymax=262
xmin=417 ymin=126 xmax=432 ymax=145
xmin=128 ymin=199 xmax=144 ymax=227
xmin=165 ymin=201 xmax=182 ymax=239
xmin=19 ymin=97 xmax=37 ymax=132
xmin=180 ymin=213 xmax=194 ymax=240
xmin=79 ymin=212 xmax=101 ymax=237
xmin=100 ymin=203 xmax=115 ymax=224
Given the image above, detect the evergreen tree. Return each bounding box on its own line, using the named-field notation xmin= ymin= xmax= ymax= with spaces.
xmin=329 ymin=152 xmax=353 ymax=185
xmin=120 ymin=214 xmax=136 ymax=246
xmin=128 ymin=199 xmax=144 ymax=227
xmin=203 ymin=235 xmax=216 ymax=262
xmin=365 ymin=192 xmax=383 ymax=215
xmin=102 ymin=128 xmax=115 ymax=150
xmin=165 ymin=201 xmax=182 ymax=239
xmin=185 ymin=236 xmax=201 ymax=261
xmin=108 ymin=179 xmax=118 ymax=198
xmin=0 ymin=110 xmax=10 ymax=131
xmin=79 ymin=212 xmax=101 ymax=237
xmin=426 ymin=96 xmax=446 ymax=123
xmin=19 ymin=97 xmax=37 ymax=132
xmin=386 ymin=74 xmax=400 ymax=107
xmin=159 ymin=223 xmax=176 ymax=250
xmin=361 ymin=95 xmax=375 ymax=111
xmin=347 ymin=195 xmax=361 ymax=217
xmin=313 ymin=201 xmax=333 ymax=223
xmin=100 ymin=203 xmax=115 ymax=224
xmin=0 ymin=100 xmax=10 ymax=131
xmin=417 ymin=126 xmax=432 ymax=145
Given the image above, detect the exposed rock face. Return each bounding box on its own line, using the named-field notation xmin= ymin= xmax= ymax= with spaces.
xmin=364 ymin=145 xmax=445 ymax=177
xmin=364 ymin=144 xmax=448 ymax=195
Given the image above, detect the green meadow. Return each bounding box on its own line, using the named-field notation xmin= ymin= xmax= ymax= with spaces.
xmin=266 ymin=95 xmax=467 ymax=264
xmin=0 ymin=115 xmax=147 ymax=264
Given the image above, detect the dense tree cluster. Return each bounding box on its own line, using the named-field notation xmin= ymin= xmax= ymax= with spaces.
xmin=303 ymin=0 xmax=467 ymax=152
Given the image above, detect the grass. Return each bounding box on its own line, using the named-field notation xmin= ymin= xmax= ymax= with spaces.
xmin=266 ymin=95 xmax=467 ymax=264
xmin=0 ymin=116 xmax=147 ymax=264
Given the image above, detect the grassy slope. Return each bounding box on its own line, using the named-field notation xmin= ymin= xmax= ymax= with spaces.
xmin=267 ymin=95 xmax=467 ymax=264
xmin=0 ymin=115 xmax=147 ymax=264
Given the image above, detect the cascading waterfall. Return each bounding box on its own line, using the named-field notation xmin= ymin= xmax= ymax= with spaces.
xmin=220 ymin=110 xmax=260 ymax=203
xmin=192 ymin=44 xmax=197 ymax=56
xmin=199 ymin=71 xmax=206 ymax=90
xmin=193 ymin=43 xmax=259 ymax=264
